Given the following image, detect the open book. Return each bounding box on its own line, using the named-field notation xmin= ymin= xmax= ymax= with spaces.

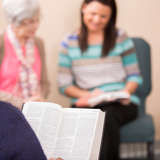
xmin=22 ymin=102 xmax=105 ymax=160
xmin=88 ymin=91 xmax=130 ymax=107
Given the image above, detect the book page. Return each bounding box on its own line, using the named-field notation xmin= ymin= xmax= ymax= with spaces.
xmin=23 ymin=102 xmax=62 ymax=158
xmin=53 ymin=108 xmax=105 ymax=160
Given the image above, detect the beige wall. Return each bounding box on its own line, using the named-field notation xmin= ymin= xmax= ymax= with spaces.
xmin=116 ymin=0 xmax=160 ymax=140
xmin=0 ymin=0 xmax=160 ymax=139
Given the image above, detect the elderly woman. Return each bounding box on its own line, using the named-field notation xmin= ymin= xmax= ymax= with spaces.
xmin=0 ymin=0 xmax=49 ymax=109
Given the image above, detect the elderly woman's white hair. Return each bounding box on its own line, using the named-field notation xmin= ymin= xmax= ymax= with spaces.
xmin=2 ymin=0 xmax=40 ymax=25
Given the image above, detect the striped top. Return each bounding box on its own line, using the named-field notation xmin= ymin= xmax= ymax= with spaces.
xmin=58 ymin=30 xmax=143 ymax=105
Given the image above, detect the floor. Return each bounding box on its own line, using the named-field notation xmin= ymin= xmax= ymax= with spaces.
xmin=121 ymin=156 xmax=160 ymax=160
xmin=120 ymin=141 xmax=160 ymax=160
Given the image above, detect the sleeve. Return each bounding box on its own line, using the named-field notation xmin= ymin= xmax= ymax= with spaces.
xmin=58 ymin=37 xmax=74 ymax=95
xmin=2 ymin=109 xmax=47 ymax=160
xmin=0 ymin=34 xmax=24 ymax=109
xmin=35 ymin=37 xmax=50 ymax=98
xmin=0 ymin=34 xmax=5 ymax=65
xmin=120 ymin=31 xmax=143 ymax=85
xmin=15 ymin=118 xmax=47 ymax=160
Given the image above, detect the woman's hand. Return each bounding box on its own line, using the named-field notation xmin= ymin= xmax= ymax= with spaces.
xmin=49 ymin=158 xmax=64 ymax=160
xmin=119 ymin=90 xmax=131 ymax=105
xmin=120 ymin=98 xmax=131 ymax=105
xmin=76 ymin=88 xmax=104 ymax=107
xmin=120 ymin=81 xmax=138 ymax=105
xmin=25 ymin=94 xmax=45 ymax=102
xmin=91 ymin=88 xmax=104 ymax=97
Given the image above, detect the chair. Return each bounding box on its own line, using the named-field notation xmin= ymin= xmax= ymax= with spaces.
xmin=120 ymin=38 xmax=155 ymax=159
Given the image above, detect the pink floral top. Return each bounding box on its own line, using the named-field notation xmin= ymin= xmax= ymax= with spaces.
xmin=0 ymin=32 xmax=41 ymax=98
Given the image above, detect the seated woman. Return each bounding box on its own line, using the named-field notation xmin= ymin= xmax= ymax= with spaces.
xmin=58 ymin=0 xmax=142 ymax=159
xmin=0 ymin=0 xmax=49 ymax=109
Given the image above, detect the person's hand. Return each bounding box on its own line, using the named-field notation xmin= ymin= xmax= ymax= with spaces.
xmin=119 ymin=90 xmax=131 ymax=105
xmin=49 ymin=158 xmax=64 ymax=160
xmin=91 ymin=88 xmax=104 ymax=97
xmin=120 ymin=99 xmax=130 ymax=105
xmin=75 ymin=90 xmax=92 ymax=107
xmin=76 ymin=97 xmax=89 ymax=107
xmin=25 ymin=94 xmax=45 ymax=102
xmin=26 ymin=88 xmax=45 ymax=102
xmin=76 ymin=88 xmax=104 ymax=107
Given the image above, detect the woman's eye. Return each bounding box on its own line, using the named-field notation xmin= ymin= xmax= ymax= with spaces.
xmin=101 ymin=15 xmax=107 ymax=19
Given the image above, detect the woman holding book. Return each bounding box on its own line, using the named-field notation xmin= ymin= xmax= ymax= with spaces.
xmin=0 ymin=0 xmax=49 ymax=110
xmin=58 ymin=0 xmax=142 ymax=159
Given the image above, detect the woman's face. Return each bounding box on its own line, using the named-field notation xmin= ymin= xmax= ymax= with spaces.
xmin=14 ymin=13 xmax=40 ymax=40
xmin=82 ymin=1 xmax=112 ymax=33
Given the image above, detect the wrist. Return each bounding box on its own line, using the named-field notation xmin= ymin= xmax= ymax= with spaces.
xmin=123 ymin=89 xmax=131 ymax=95
xmin=79 ymin=90 xmax=91 ymax=98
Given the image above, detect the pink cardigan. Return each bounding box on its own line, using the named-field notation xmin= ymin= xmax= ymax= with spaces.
xmin=0 ymin=33 xmax=49 ymax=109
xmin=0 ymin=33 xmax=41 ymax=97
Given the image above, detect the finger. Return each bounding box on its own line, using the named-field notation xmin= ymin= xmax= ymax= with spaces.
xmin=56 ymin=158 xmax=64 ymax=160
xmin=120 ymin=99 xmax=130 ymax=105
